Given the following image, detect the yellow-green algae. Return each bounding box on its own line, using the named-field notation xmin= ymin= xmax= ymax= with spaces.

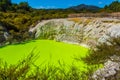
xmin=0 ymin=40 xmax=89 ymax=71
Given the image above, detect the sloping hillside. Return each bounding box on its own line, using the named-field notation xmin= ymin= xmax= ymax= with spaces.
xmin=68 ymin=4 xmax=100 ymax=11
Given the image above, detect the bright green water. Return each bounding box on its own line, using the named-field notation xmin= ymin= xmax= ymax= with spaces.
xmin=0 ymin=40 xmax=88 ymax=70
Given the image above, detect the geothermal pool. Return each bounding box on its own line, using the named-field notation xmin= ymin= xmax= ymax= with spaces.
xmin=0 ymin=40 xmax=88 ymax=70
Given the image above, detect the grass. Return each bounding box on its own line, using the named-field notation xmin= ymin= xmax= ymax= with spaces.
xmin=0 ymin=40 xmax=89 ymax=71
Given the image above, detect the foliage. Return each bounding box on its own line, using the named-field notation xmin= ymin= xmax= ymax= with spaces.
xmin=17 ymin=2 xmax=31 ymax=11
xmin=0 ymin=0 xmax=31 ymax=12
xmin=0 ymin=0 xmax=12 ymax=11
xmin=0 ymin=13 xmax=34 ymax=44
xmin=103 ymin=0 xmax=120 ymax=12
xmin=83 ymin=36 xmax=120 ymax=65
xmin=0 ymin=51 xmax=96 ymax=80
xmin=0 ymin=52 xmax=36 ymax=80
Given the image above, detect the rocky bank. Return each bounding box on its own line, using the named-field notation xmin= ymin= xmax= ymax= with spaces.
xmin=30 ymin=18 xmax=120 ymax=46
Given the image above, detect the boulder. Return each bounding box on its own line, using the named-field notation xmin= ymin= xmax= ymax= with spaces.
xmin=0 ymin=24 xmax=9 ymax=44
xmin=92 ymin=55 xmax=120 ymax=80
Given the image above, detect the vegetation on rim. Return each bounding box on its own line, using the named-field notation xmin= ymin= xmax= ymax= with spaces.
xmin=83 ymin=35 xmax=120 ymax=65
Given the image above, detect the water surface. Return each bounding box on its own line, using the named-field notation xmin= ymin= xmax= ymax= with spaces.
xmin=0 ymin=40 xmax=88 ymax=70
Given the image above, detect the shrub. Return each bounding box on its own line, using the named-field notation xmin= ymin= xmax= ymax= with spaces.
xmin=0 ymin=52 xmax=36 ymax=80
xmin=0 ymin=51 xmax=96 ymax=80
xmin=83 ymin=36 xmax=120 ymax=65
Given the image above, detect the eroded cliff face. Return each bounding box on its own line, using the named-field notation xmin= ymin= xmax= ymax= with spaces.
xmin=30 ymin=18 xmax=120 ymax=46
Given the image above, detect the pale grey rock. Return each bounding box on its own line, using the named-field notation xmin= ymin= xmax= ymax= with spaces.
xmin=108 ymin=24 xmax=120 ymax=37
xmin=0 ymin=24 xmax=9 ymax=43
xmin=110 ymin=55 xmax=120 ymax=61
xmin=29 ymin=18 xmax=120 ymax=46
xmin=92 ymin=55 xmax=120 ymax=80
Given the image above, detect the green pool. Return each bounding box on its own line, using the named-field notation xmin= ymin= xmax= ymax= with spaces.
xmin=0 ymin=40 xmax=88 ymax=70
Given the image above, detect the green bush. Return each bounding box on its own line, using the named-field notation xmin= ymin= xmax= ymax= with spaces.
xmin=0 ymin=53 xmax=36 ymax=80
xmin=83 ymin=36 xmax=120 ymax=65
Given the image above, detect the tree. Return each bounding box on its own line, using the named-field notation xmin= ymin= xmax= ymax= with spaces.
xmin=103 ymin=0 xmax=120 ymax=12
xmin=18 ymin=2 xmax=31 ymax=11
xmin=0 ymin=0 xmax=12 ymax=11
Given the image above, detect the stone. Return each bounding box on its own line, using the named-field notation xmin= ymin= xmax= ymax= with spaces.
xmin=0 ymin=23 xmax=9 ymax=45
xmin=92 ymin=55 xmax=120 ymax=80
xmin=29 ymin=18 xmax=120 ymax=46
